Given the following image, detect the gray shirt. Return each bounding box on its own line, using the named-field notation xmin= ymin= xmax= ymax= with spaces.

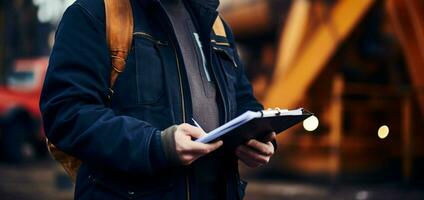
xmin=163 ymin=0 xmax=225 ymax=199
xmin=163 ymin=0 xmax=219 ymax=133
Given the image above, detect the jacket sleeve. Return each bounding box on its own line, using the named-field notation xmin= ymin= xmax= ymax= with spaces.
xmin=40 ymin=4 xmax=163 ymax=175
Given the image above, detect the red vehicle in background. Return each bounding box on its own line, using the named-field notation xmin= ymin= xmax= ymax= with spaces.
xmin=0 ymin=57 xmax=48 ymax=162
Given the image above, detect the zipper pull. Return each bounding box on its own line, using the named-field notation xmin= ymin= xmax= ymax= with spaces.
xmin=156 ymin=40 xmax=168 ymax=46
xmin=134 ymin=32 xmax=168 ymax=46
xmin=213 ymin=47 xmax=238 ymax=68
xmin=231 ymin=58 xmax=238 ymax=68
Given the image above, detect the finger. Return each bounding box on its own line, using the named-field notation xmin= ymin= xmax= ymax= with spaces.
xmin=179 ymin=153 xmax=205 ymax=166
xmin=236 ymin=147 xmax=263 ymax=167
xmin=236 ymin=148 xmax=256 ymax=167
xmin=184 ymin=140 xmax=223 ymax=155
xmin=180 ymin=124 xmax=207 ymax=139
xmin=180 ymin=154 xmax=194 ymax=165
xmin=238 ymin=145 xmax=269 ymax=162
xmin=193 ymin=140 xmax=223 ymax=155
xmin=238 ymin=153 xmax=259 ymax=167
xmin=246 ymin=139 xmax=274 ymax=156
xmin=237 ymin=145 xmax=270 ymax=165
xmin=207 ymin=140 xmax=224 ymax=152
xmin=262 ymin=132 xmax=276 ymax=142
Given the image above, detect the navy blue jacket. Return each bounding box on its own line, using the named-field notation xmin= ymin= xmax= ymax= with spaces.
xmin=40 ymin=0 xmax=263 ymax=199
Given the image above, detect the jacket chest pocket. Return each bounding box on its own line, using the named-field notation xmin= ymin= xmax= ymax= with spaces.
xmin=213 ymin=44 xmax=238 ymax=91
xmin=134 ymin=32 xmax=168 ymax=105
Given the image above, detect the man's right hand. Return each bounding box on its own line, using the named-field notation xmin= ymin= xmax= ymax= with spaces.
xmin=173 ymin=123 xmax=223 ymax=165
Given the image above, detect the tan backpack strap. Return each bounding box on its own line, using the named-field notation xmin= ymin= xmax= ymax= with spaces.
xmin=104 ymin=0 xmax=134 ymax=89
xmin=212 ymin=16 xmax=227 ymax=38
xmin=45 ymin=1 xmax=134 ymax=183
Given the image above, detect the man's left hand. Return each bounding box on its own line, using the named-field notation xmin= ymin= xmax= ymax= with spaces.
xmin=235 ymin=132 xmax=276 ymax=167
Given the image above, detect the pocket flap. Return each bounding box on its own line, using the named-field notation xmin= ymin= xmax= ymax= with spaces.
xmin=212 ymin=44 xmax=238 ymax=68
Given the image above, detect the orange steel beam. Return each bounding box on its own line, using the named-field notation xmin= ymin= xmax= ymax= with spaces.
xmin=275 ymin=0 xmax=311 ymax=77
xmin=386 ymin=0 xmax=424 ymax=116
xmin=264 ymin=0 xmax=376 ymax=108
xmin=328 ymin=75 xmax=344 ymax=181
xmin=221 ymin=0 xmax=271 ymax=36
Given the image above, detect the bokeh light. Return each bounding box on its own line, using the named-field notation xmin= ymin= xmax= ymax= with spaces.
xmin=378 ymin=125 xmax=389 ymax=139
xmin=303 ymin=115 xmax=319 ymax=132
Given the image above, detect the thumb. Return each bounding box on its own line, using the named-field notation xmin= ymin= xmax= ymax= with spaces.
xmin=184 ymin=126 xmax=207 ymax=139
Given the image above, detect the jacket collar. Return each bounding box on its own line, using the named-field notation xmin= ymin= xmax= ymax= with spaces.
xmin=184 ymin=0 xmax=219 ymax=40
xmin=141 ymin=0 xmax=219 ymax=39
xmin=140 ymin=0 xmax=219 ymax=10
xmin=186 ymin=0 xmax=219 ymax=10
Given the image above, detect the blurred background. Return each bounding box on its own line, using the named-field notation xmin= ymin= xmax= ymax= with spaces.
xmin=0 ymin=0 xmax=423 ymax=199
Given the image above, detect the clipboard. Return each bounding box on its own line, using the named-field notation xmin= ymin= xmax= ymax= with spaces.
xmin=195 ymin=108 xmax=313 ymax=148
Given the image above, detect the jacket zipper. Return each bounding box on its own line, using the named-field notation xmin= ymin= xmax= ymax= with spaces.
xmin=166 ymin=25 xmax=190 ymax=200
xmin=133 ymin=32 xmax=168 ymax=46
xmin=168 ymin=40 xmax=186 ymax=124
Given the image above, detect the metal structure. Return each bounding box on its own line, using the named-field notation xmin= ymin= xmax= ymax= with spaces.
xmin=221 ymin=0 xmax=424 ymax=181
